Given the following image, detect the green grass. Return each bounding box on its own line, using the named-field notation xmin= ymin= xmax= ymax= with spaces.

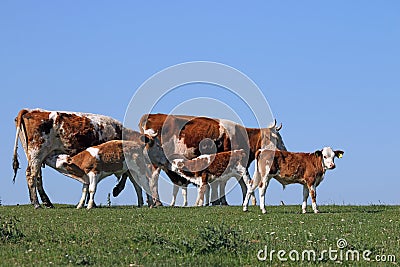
xmin=0 ymin=205 xmax=399 ymax=266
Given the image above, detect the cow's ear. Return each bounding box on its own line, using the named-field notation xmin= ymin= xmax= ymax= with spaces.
xmin=335 ymin=150 xmax=344 ymax=158
xmin=314 ymin=150 xmax=322 ymax=157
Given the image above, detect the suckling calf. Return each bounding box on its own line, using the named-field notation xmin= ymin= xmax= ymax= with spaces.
xmin=170 ymin=149 xmax=249 ymax=206
xmin=243 ymin=147 xmax=344 ymax=214
xmin=55 ymin=135 xmax=167 ymax=209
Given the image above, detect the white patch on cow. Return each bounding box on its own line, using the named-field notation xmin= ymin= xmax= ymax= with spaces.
xmin=219 ymin=119 xmax=236 ymax=138
xmin=86 ymin=113 xmax=122 ymax=142
xmin=198 ymin=154 xmax=212 ymax=164
xmin=143 ymin=128 xmax=156 ymax=136
xmin=55 ymin=154 xmax=69 ymax=169
xmin=321 ymin=147 xmax=335 ymax=169
xmin=49 ymin=111 xmax=58 ymax=121
xmin=86 ymin=147 xmax=100 ymax=160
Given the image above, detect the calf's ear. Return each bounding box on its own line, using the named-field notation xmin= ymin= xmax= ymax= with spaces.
xmin=335 ymin=150 xmax=344 ymax=158
xmin=314 ymin=150 xmax=322 ymax=157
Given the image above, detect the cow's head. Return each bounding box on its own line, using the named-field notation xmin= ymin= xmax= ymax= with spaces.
xmin=315 ymin=147 xmax=344 ymax=170
xmin=264 ymin=119 xmax=286 ymax=151
xmin=141 ymin=133 xmax=167 ymax=166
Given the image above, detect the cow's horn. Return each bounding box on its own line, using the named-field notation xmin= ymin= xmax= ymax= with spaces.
xmin=276 ymin=123 xmax=282 ymax=131
xmin=268 ymin=119 xmax=277 ymax=129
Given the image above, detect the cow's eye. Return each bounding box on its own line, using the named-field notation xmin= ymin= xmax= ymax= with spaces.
xmin=324 ymin=155 xmax=327 ymax=159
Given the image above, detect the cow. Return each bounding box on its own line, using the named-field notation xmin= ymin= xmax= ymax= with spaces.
xmin=242 ymin=147 xmax=344 ymax=214
xmin=12 ymin=108 xmax=147 ymax=208
xmin=52 ymin=134 xmax=167 ymax=209
xmin=170 ymin=150 xmax=249 ymax=206
xmin=117 ymin=113 xmax=286 ymax=206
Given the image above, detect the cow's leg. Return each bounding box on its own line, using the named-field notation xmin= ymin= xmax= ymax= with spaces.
xmin=148 ymin=167 xmax=162 ymax=207
xmin=112 ymin=174 xmax=127 ymax=197
xmin=182 ymin=185 xmax=188 ymax=206
xmin=239 ymin=170 xmax=256 ymax=206
xmin=243 ymin=169 xmax=260 ymax=212
xmin=210 ymin=182 xmax=219 ymax=205
xmin=87 ymin=172 xmax=97 ymax=210
xmin=36 ymin=170 xmax=54 ymax=208
xmin=204 ymin=184 xmax=210 ymax=206
xmin=302 ymin=185 xmax=309 ymax=214
xmin=195 ymin=173 xmax=208 ymax=206
xmin=308 ymin=184 xmax=319 ymax=213
xmin=219 ymin=179 xmax=228 ymax=206
xmin=77 ymin=184 xmax=89 ymax=209
xmin=127 ymin=173 xmax=144 ymax=207
xmin=258 ymin=178 xmax=270 ymax=214
xmin=170 ymin=184 xmax=179 ymax=206
xmin=26 ymin=164 xmax=41 ymax=209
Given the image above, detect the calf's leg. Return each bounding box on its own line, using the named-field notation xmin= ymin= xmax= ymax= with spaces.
xmin=302 ymin=185 xmax=309 ymax=213
xmin=309 ymin=184 xmax=319 ymax=213
xmin=182 ymin=186 xmax=188 ymax=206
xmin=77 ymin=184 xmax=89 ymax=209
xmin=87 ymin=172 xmax=98 ymax=210
xmin=170 ymin=184 xmax=179 ymax=206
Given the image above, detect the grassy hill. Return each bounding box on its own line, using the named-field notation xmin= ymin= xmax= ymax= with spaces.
xmin=1 ymin=205 xmax=399 ymax=266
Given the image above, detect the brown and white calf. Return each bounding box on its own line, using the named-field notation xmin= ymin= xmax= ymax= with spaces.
xmin=243 ymin=147 xmax=344 ymax=214
xmin=54 ymin=135 xmax=167 ymax=209
xmin=170 ymin=150 xmax=249 ymax=206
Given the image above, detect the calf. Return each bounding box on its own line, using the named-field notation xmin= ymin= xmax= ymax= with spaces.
xmin=243 ymin=147 xmax=344 ymax=214
xmin=54 ymin=135 xmax=167 ymax=209
xmin=170 ymin=150 xmax=249 ymax=206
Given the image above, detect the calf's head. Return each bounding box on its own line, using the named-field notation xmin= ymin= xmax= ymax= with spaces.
xmin=316 ymin=147 xmax=344 ymax=170
xmin=141 ymin=134 xmax=167 ymax=166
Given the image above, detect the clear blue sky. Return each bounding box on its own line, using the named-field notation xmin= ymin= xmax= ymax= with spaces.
xmin=1 ymin=1 xmax=399 ymax=206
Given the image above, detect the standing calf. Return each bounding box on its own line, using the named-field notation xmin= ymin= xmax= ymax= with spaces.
xmin=243 ymin=147 xmax=344 ymax=214
xmin=55 ymin=135 xmax=167 ymax=209
xmin=170 ymin=149 xmax=250 ymax=206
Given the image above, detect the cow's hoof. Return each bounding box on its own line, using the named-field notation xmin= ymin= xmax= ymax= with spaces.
xmin=211 ymin=200 xmax=220 ymax=206
xmin=43 ymin=202 xmax=55 ymax=208
xmin=243 ymin=207 xmax=248 ymax=212
xmin=314 ymin=209 xmax=319 ymax=214
xmin=261 ymin=209 xmax=267 ymax=214
xmin=154 ymin=200 xmax=163 ymax=207
xmin=34 ymin=204 xmax=42 ymax=209
xmin=302 ymin=209 xmax=307 ymax=214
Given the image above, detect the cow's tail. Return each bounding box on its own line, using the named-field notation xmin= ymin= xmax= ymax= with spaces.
xmin=12 ymin=109 xmax=29 ymax=183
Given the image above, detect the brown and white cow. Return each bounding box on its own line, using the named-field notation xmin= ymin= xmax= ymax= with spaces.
xmin=170 ymin=150 xmax=249 ymax=206
xmin=12 ymin=108 xmax=146 ymax=208
xmin=128 ymin=113 xmax=286 ymax=206
xmin=243 ymin=147 xmax=344 ymax=214
xmin=53 ymin=135 xmax=167 ymax=209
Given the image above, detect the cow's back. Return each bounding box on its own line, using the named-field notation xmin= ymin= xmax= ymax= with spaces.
xmin=19 ymin=109 xmax=123 ymax=156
